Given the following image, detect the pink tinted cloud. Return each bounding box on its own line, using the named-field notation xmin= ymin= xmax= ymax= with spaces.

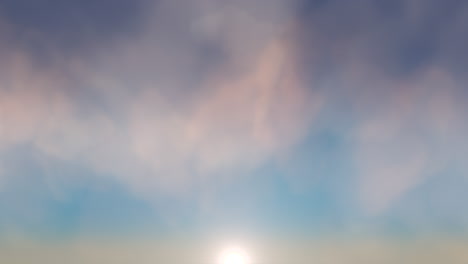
xmin=354 ymin=67 xmax=466 ymax=214
xmin=0 ymin=10 xmax=318 ymax=202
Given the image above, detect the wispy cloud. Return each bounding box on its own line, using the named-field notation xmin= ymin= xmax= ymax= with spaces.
xmin=1 ymin=0 xmax=468 ymax=237
xmin=0 ymin=0 xmax=317 ymax=202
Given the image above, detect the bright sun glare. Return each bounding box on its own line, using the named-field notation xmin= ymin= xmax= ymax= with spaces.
xmin=219 ymin=247 xmax=251 ymax=264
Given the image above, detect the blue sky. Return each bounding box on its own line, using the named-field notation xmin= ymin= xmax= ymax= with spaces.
xmin=1 ymin=0 xmax=468 ymax=263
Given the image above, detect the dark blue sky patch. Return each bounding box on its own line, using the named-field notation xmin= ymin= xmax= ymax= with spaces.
xmin=0 ymin=0 xmax=149 ymax=59
xmin=296 ymin=0 xmax=330 ymax=19
xmin=294 ymin=0 xmax=468 ymax=80
xmin=374 ymin=0 xmax=405 ymax=18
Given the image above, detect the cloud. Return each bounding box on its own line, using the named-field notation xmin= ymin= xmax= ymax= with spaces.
xmin=353 ymin=68 xmax=467 ymax=214
xmin=1 ymin=0 xmax=468 ymax=232
xmin=289 ymin=0 xmax=468 ymax=214
xmin=0 ymin=0 xmax=318 ymax=205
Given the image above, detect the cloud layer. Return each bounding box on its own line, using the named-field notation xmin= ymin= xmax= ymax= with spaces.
xmin=0 ymin=0 xmax=317 ymax=201
xmin=1 ymin=0 xmax=468 ymax=237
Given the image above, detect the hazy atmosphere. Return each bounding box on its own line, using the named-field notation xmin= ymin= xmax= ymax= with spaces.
xmin=1 ymin=0 xmax=468 ymax=263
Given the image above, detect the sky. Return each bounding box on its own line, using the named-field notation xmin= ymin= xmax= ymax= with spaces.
xmin=1 ymin=0 xmax=468 ymax=263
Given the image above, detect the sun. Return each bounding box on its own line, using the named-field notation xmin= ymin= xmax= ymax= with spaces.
xmin=219 ymin=247 xmax=251 ymax=264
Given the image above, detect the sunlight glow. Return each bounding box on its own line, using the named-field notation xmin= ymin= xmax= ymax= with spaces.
xmin=219 ymin=247 xmax=251 ymax=264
